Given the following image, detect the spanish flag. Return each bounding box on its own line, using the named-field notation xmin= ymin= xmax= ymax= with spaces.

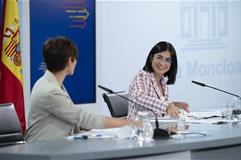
xmin=0 ymin=0 xmax=26 ymax=132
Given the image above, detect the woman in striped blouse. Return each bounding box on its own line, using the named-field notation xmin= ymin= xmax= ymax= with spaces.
xmin=127 ymin=41 xmax=189 ymax=120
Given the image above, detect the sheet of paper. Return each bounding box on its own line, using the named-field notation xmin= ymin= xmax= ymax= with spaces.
xmin=150 ymin=119 xmax=178 ymax=123
xmin=185 ymin=117 xmax=240 ymax=124
xmin=187 ymin=111 xmax=222 ymax=119
xmin=150 ymin=116 xmax=178 ymax=123
xmin=151 ymin=111 xmax=239 ymax=125
xmin=67 ymin=128 xmax=119 ymax=140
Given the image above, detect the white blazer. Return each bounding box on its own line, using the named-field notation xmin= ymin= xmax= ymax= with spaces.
xmin=25 ymin=70 xmax=105 ymax=142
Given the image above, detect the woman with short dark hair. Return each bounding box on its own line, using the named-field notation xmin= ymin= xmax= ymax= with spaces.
xmin=25 ymin=36 xmax=139 ymax=142
xmin=127 ymin=41 xmax=189 ymax=120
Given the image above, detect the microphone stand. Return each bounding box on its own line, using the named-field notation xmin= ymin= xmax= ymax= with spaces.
xmin=98 ymin=85 xmax=171 ymax=139
xmin=192 ymin=81 xmax=241 ymax=99
xmin=192 ymin=80 xmax=241 ymax=117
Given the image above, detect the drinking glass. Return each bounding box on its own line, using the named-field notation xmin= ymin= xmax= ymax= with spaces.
xmin=135 ymin=111 xmax=154 ymax=142
xmin=176 ymin=110 xmax=186 ymax=138
xmin=231 ymin=97 xmax=241 ymax=120
xmin=222 ymin=101 xmax=234 ymax=120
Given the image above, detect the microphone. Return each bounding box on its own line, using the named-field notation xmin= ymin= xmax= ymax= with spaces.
xmin=191 ymin=81 xmax=206 ymax=87
xmin=192 ymin=81 xmax=241 ymax=99
xmin=98 ymin=85 xmax=171 ymax=139
xmin=98 ymin=85 xmax=114 ymax=94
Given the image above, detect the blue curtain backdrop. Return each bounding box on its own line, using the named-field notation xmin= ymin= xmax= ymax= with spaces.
xmin=30 ymin=0 xmax=96 ymax=104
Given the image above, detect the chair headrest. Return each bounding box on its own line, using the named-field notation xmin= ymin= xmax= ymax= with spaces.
xmin=0 ymin=103 xmax=23 ymax=134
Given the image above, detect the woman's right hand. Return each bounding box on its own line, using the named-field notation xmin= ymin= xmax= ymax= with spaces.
xmin=166 ymin=103 xmax=180 ymax=119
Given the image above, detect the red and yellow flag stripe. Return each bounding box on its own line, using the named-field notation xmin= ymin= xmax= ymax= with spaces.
xmin=1 ymin=0 xmax=22 ymax=84
xmin=0 ymin=0 xmax=26 ymax=132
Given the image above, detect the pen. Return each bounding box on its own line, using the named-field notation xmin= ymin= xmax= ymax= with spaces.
xmin=96 ymin=134 xmax=102 ymax=137
xmin=212 ymin=121 xmax=228 ymax=125
xmin=203 ymin=115 xmax=220 ymax=119
xmin=73 ymin=135 xmax=88 ymax=140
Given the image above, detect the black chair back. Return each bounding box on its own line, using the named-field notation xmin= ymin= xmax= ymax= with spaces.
xmin=102 ymin=92 xmax=129 ymax=118
xmin=0 ymin=103 xmax=24 ymax=147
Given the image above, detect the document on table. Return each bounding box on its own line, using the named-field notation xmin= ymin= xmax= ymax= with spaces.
xmin=151 ymin=111 xmax=240 ymax=125
xmin=187 ymin=111 xmax=222 ymax=119
xmin=67 ymin=128 xmax=119 ymax=140
xmin=185 ymin=118 xmax=239 ymax=124
xmin=150 ymin=116 xmax=178 ymax=123
xmin=150 ymin=111 xmax=222 ymax=123
xmin=186 ymin=111 xmax=240 ymax=124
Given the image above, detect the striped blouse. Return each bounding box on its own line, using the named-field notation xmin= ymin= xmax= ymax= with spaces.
xmin=127 ymin=70 xmax=171 ymax=120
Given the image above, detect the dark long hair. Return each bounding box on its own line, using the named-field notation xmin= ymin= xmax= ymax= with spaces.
xmin=143 ymin=41 xmax=178 ymax=84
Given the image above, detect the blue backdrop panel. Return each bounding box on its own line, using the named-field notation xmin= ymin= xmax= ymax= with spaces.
xmin=30 ymin=0 xmax=96 ymax=104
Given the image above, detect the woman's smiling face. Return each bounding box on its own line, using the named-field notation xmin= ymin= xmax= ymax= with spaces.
xmin=151 ymin=51 xmax=172 ymax=77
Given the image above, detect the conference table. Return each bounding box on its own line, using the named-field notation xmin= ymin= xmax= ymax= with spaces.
xmin=0 ymin=119 xmax=241 ymax=160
